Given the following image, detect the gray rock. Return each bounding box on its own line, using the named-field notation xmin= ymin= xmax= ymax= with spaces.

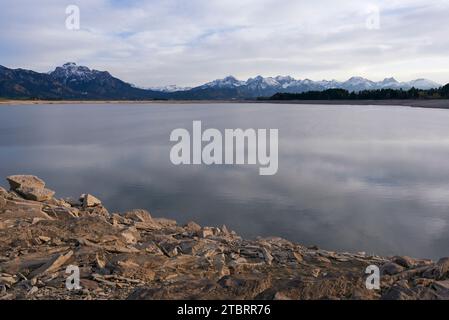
xmin=124 ymin=209 xmax=161 ymax=230
xmin=436 ymin=257 xmax=449 ymax=276
xmin=381 ymin=262 xmax=405 ymax=275
xmin=217 ymin=275 xmax=272 ymax=299
xmin=29 ymin=250 xmax=74 ymax=278
xmin=159 ymin=241 xmax=180 ymax=257
xmin=26 ymin=286 xmax=39 ymax=296
xmin=16 ymin=187 xmax=55 ymax=202
xmin=198 ymin=227 xmax=214 ymax=238
xmin=423 ymin=257 xmax=449 ymax=280
xmin=178 ymin=240 xmax=200 ymax=255
xmin=44 ymin=206 xmax=80 ymax=219
xmin=430 ymin=281 xmax=449 ymax=299
xmin=433 ymin=280 xmax=449 ymax=291
xmin=64 ymin=197 xmax=83 ymax=207
xmin=124 ymin=209 xmax=152 ymax=222
xmin=293 ymin=252 xmax=303 ymax=263
xmin=0 ymin=275 xmax=17 ymax=286
xmin=213 ymin=253 xmax=230 ymax=277
xmin=185 ymin=221 xmax=201 ymax=233
xmin=152 ymin=217 xmax=177 ymax=227
xmin=16 ymin=186 xmax=55 ymax=202
xmin=5 ymin=176 xmax=55 ymax=202
xmin=121 ymin=227 xmax=140 ymax=245
xmin=221 ymin=225 xmax=230 ymax=235
xmin=127 ymin=279 xmax=218 ymax=300
xmin=7 ymin=175 xmax=45 ymax=191
xmin=392 ymin=256 xmax=416 ymax=268
xmin=425 ymin=283 xmax=449 ymax=299
xmin=0 ymin=196 xmax=6 ymax=210
xmin=80 ymin=194 xmax=102 ymax=208
xmin=261 ymin=247 xmax=274 ymax=265
xmin=381 ymin=285 xmax=416 ymax=300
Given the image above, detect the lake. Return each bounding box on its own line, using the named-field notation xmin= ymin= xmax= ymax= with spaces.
xmin=1 ymin=103 xmax=448 ymax=259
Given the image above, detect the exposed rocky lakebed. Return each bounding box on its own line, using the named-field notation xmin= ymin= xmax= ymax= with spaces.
xmin=0 ymin=175 xmax=448 ymax=300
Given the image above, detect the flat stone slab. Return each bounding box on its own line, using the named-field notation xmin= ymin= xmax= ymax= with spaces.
xmin=6 ymin=175 xmax=45 ymax=191
xmin=16 ymin=186 xmax=55 ymax=202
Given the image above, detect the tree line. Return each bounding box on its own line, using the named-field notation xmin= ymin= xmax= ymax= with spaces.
xmin=265 ymin=84 xmax=449 ymax=100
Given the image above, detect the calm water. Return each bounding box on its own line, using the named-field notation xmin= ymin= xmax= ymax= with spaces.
xmin=1 ymin=103 xmax=449 ymax=259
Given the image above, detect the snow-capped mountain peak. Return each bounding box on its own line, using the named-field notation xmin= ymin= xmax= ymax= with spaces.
xmin=55 ymin=62 xmax=92 ymax=76
xmin=187 ymin=75 xmax=441 ymax=97
xmin=317 ymin=79 xmax=340 ymax=89
xmin=407 ymin=79 xmax=441 ymax=90
xmin=382 ymin=77 xmax=398 ymax=83
xmin=341 ymin=77 xmax=377 ymax=91
xmin=49 ymin=62 xmax=110 ymax=84
xmin=345 ymin=76 xmax=373 ymax=84
xmin=378 ymin=77 xmax=401 ymax=88
xmin=246 ymin=76 xmax=281 ymax=89
xmin=274 ymin=75 xmax=295 ymax=84
xmin=201 ymin=75 xmax=245 ymax=89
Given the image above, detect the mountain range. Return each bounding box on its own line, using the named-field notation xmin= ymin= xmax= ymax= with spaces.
xmin=0 ymin=62 xmax=443 ymax=100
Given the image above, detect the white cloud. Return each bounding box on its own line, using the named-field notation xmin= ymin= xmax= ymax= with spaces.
xmin=1 ymin=0 xmax=448 ymax=86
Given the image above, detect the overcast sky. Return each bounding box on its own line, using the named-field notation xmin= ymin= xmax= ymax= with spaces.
xmin=1 ymin=0 xmax=449 ymax=87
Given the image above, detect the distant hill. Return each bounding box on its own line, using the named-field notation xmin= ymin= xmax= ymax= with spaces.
xmin=0 ymin=62 xmax=443 ymax=100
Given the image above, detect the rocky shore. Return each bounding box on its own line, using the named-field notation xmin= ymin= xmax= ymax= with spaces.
xmin=0 ymin=175 xmax=448 ymax=300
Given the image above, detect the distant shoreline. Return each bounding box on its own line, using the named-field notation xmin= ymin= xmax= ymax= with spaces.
xmin=263 ymin=99 xmax=449 ymax=109
xmin=0 ymin=99 xmax=248 ymax=105
xmin=1 ymin=99 xmax=449 ymax=109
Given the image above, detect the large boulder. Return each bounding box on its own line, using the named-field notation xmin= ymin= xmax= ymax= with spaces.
xmin=381 ymin=262 xmax=405 ymax=275
xmin=16 ymin=186 xmax=55 ymax=202
xmin=7 ymin=175 xmax=46 ymax=191
xmin=423 ymin=257 xmax=449 ymax=280
xmin=6 ymin=175 xmax=55 ymax=202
